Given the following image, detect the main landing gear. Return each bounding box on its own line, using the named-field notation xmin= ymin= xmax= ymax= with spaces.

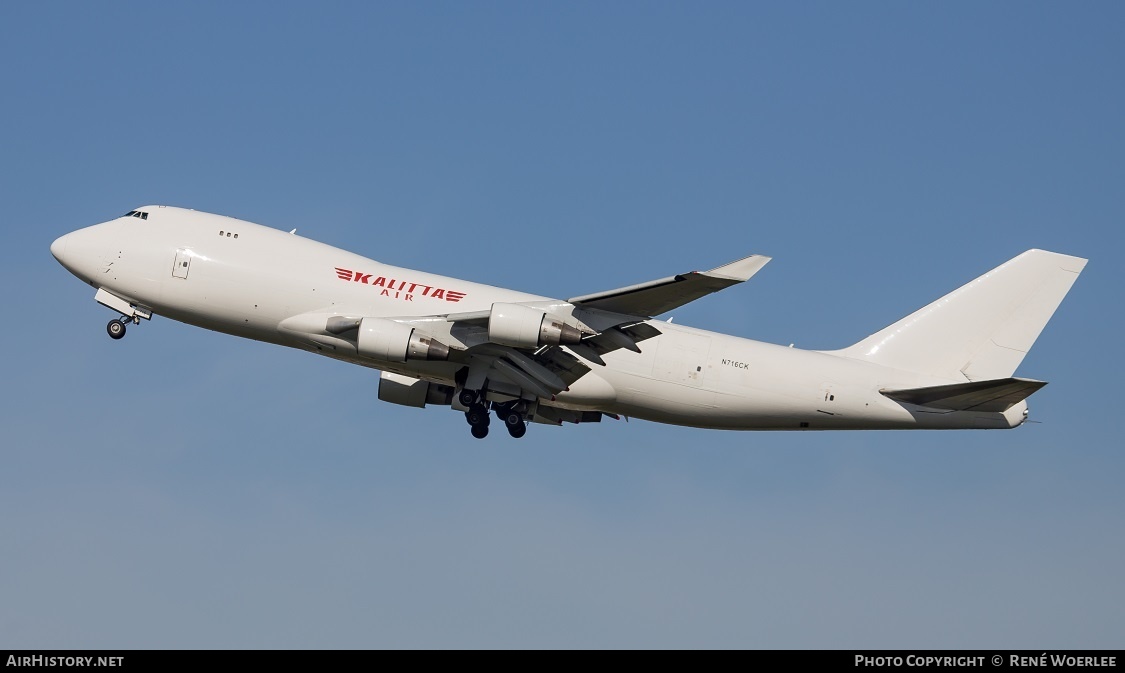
xmin=465 ymin=401 xmax=491 ymax=439
xmin=462 ymin=389 xmax=492 ymax=439
xmin=501 ymin=408 xmax=527 ymax=439
xmin=461 ymin=391 xmax=528 ymax=440
xmin=458 ymin=388 xmax=478 ymax=408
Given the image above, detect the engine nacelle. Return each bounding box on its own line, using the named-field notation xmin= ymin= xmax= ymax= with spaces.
xmin=357 ymin=317 xmax=449 ymax=362
xmin=488 ymin=303 xmax=583 ymax=349
xmin=378 ymin=371 xmax=453 ymax=408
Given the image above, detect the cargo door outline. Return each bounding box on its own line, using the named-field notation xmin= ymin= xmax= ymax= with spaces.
xmin=172 ymin=248 xmax=191 ymax=279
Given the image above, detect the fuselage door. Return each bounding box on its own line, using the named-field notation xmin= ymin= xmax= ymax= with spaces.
xmin=172 ymin=248 xmax=191 ymax=279
xmin=818 ymin=382 xmax=838 ymax=415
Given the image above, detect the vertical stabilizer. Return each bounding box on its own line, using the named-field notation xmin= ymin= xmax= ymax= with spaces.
xmin=832 ymin=250 xmax=1086 ymax=380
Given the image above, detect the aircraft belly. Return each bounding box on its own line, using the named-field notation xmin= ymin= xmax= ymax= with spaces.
xmin=600 ymin=332 xmax=948 ymax=430
xmin=554 ymin=371 xmax=616 ymax=407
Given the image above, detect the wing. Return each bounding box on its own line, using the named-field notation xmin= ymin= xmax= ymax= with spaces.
xmin=438 ymin=252 xmax=770 ymax=371
xmin=568 ymin=253 xmax=771 ymax=317
xmin=278 ymin=252 xmax=769 ymax=424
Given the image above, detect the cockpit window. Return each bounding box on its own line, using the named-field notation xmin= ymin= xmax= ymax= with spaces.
xmin=124 ymin=211 xmax=137 ymax=217
xmin=123 ymin=210 xmax=149 ymax=220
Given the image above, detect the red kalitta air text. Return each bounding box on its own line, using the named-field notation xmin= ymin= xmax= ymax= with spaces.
xmin=334 ymin=267 xmax=466 ymax=303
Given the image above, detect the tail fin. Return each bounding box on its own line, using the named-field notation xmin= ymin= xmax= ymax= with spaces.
xmin=833 ymin=249 xmax=1087 ymax=380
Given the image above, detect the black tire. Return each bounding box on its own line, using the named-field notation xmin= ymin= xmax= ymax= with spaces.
xmin=458 ymin=389 xmax=477 ymax=407
xmin=107 ymin=319 xmax=126 ymax=340
xmin=504 ymin=412 xmax=522 ymax=428
xmin=466 ymin=404 xmax=490 ymax=427
xmin=471 ymin=424 xmax=489 ymax=439
xmin=507 ymin=422 xmax=526 ymax=439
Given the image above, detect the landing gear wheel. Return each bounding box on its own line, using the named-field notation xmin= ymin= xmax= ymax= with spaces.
xmin=107 ymin=319 xmax=127 ymax=340
xmin=458 ymin=389 xmax=477 ymax=407
xmin=465 ymin=404 xmax=490 ymax=427
xmin=503 ymin=412 xmax=522 ymax=429
xmin=507 ymin=422 xmax=526 ymax=439
xmin=470 ymin=424 xmax=489 ymax=439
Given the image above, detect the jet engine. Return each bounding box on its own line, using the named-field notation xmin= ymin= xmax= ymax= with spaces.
xmin=355 ymin=317 xmax=450 ymax=362
xmin=488 ymin=303 xmax=583 ymax=349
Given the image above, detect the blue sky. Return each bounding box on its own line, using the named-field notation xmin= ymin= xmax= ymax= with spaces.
xmin=2 ymin=2 xmax=1122 ymax=648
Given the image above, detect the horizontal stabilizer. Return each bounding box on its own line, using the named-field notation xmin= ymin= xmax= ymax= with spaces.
xmin=569 ymin=254 xmax=770 ymax=317
xmin=881 ymin=377 xmax=1047 ymax=412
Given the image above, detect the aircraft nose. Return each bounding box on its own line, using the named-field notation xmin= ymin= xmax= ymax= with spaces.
xmin=51 ymin=221 xmax=121 ymax=281
xmin=50 ymin=230 xmax=88 ymax=278
xmin=50 ymin=233 xmax=70 ymax=263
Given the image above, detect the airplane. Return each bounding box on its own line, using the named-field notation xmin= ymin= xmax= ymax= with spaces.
xmin=50 ymin=206 xmax=1086 ymax=439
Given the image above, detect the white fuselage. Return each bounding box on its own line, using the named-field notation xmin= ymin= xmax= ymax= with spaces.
xmin=51 ymin=207 xmax=1027 ymax=431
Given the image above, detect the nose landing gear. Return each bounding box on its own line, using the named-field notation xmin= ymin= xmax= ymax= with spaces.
xmin=95 ymin=288 xmax=150 ymax=341
xmin=105 ymin=313 xmax=140 ymax=340
xmin=107 ymin=319 xmax=127 ymax=340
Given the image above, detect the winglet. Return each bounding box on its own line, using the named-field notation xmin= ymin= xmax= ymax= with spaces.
xmin=707 ymin=254 xmax=772 ymax=281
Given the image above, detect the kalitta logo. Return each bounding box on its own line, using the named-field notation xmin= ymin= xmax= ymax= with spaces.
xmin=334 ymin=267 xmax=466 ymax=303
